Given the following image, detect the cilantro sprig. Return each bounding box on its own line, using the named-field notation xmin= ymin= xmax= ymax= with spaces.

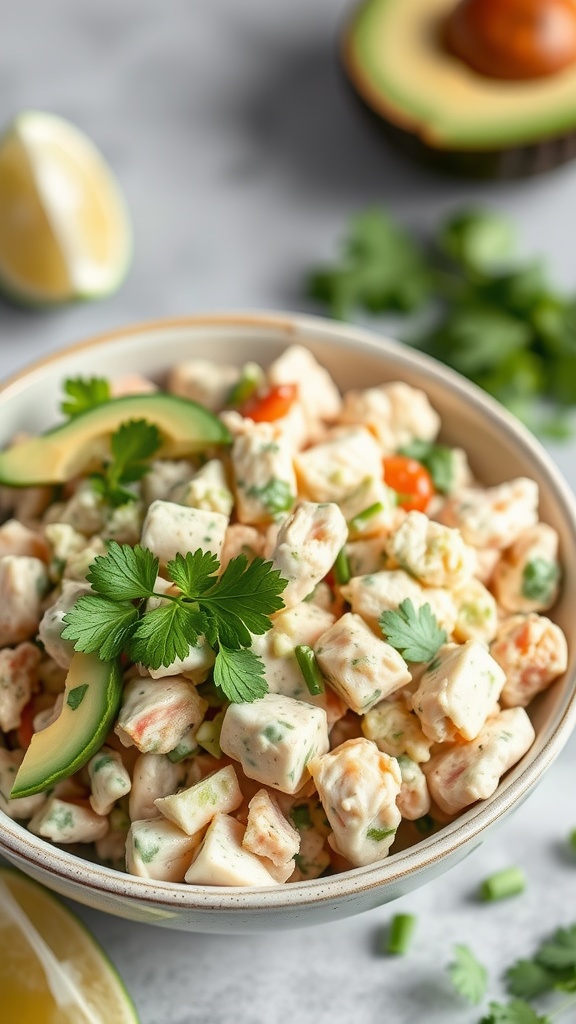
xmin=62 ymin=542 xmax=287 ymax=703
xmin=61 ymin=376 xmax=111 ymax=418
xmin=307 ymin=206 xmax=576 ymax=437
xmin=379 ymin=599 xmax=446 ymax=663
xmin=90 ymin=419 xmax=162 ymax=507
xmin=448 ymin=945 xmax=489 ymax=1005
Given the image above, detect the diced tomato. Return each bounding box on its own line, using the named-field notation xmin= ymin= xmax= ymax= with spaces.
xmin=16 ymin=701 xmax=35 ymax=750
xmin=242 ymin=383 xmax=298 ymax=422
xmin=383 ymin=455 xmax=435 ymax=513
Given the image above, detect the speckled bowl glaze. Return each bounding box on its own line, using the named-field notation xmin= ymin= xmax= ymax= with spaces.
xmin=1 ymin=312 xmax=575 ymax=933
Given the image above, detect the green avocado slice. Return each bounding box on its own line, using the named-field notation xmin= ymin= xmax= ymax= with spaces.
xmin=0 ymin=392 xmax=231 ymax=487
xmin=11 ymin=652 xmax=123 ymax=799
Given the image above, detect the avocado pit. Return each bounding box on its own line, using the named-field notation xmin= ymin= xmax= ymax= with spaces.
xmin=445 ymin=0 xmax=576 ymax=80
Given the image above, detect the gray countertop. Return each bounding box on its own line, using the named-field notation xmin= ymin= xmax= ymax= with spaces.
xmin=2 ymin=2 xmax=576 ymax=1021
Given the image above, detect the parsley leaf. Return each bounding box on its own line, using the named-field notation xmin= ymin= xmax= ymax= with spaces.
xmin=88 ymin=542 xmax=158 ymax=601
xmin=62 ymin=596 xmax=139 ymax=661
xmin=213 ymin=645 xmax=268 ymax=703
xmin=61 ymin=377 xmax=111 ymax=418
xmin=536 ymin=926 xmax=576 ymax=972
xmin=90 ymin=419 xmax=162 ymax=508
xmin=480 ymin=1000 xmax=550 ymax=1024
xmin=167 ymin=550 xmax=221 ymax=599
xmin=439 ymin=208 xmax=516 ymax=274
xmin=506 ymin=961 xmax=558 ymax=1000
xmin=199 ymin=555 xmax=287 ymax=649
xmin=379 ymin=599 xmax=446 ymax=663
xmin=128 ymin=602 xmax=205 ymax=671
xmin=447 ymin=945 xmax=488 ymax=1005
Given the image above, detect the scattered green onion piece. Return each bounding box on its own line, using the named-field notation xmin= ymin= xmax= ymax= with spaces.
xmin=479 ymin=866 xmax=526 ymax=902
xmin=385 ymin=913 xmax=417 ymax=956
xmin=227 ymin=362 xmax=264 ymax=407
xmin=295 ymin=645 xmax=324 ymax=695
xmin=348 ymin=501 xmax=385 ymax=533
xmin=333 ymin=547 xmax=351 ymax=585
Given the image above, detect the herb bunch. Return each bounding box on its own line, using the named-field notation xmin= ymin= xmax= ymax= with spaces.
xmin=62 ymin=542 xmax=287 ymax=703
xmin=307 ymin=207 xmax=576 ymax=436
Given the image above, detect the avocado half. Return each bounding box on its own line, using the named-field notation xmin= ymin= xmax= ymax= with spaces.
xmin=343 ymin=0 xmax=576 ymax=179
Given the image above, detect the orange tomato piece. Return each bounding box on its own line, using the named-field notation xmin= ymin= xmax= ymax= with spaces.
xmin=242 ymin=383 xmax=298 ymax=422
xmin=383 ymin=455 xmax=435 ymax=512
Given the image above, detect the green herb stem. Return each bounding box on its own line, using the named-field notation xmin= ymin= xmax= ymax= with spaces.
xmin=480 ymin=866 xmax=526 ymax=902
xmin=333 ymin=547 xmax=351 ymax=585
xmin=294 ymin=645 xmax=325 ymax=695
xmin=348 ymin=501 xmax=385 ymax=532
xmin=385 ymin=913 xmax=417 ymax=956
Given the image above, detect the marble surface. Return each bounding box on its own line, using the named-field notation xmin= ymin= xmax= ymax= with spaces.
xmin=2 ymin=1 xmax=576 ymax=1021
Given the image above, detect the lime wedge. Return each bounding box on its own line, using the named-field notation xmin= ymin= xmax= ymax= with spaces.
xmin=0 ymin=111 xmax=131 ymax=305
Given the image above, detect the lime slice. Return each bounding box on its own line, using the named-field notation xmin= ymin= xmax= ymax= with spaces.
xmin=0 ymin=867 xmax=140 ymax=1023
xmin=0 ymin=111 xmax=131 ymax=305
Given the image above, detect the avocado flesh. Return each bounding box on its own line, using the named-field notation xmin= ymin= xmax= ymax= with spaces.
xmin=11 ymin=652 xmax=123 ymax=799
xmin=0 ymin=392 xmax=231 ymax=487
xmin=345 ymin=0 xmax=576 ymax=151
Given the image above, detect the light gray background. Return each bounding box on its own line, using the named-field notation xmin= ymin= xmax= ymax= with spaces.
xmin=2 ymin=2 xmax=576 ymax=1022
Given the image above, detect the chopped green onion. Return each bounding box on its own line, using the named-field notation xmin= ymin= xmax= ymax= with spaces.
xmin=295 ymin=645 xmax=324 ymax=695
xmin=479 ymin=866 xmax=526 ymax=902
xmin=227 ymin=362 xmax=265 ymax=407
xmin=569 ymin=828 xmax=576 ymax=855
xmin=385 ymin=913 xmax=417 ymax=956
xmin=333 ymin=547 xmax=351 ymax=585
xmin=348 ymin=501 xmax=385 ymax=533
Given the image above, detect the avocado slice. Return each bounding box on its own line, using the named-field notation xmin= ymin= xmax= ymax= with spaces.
xmin=343 ymin=0 xmax=576 ymax=178
xmin=11 ymin=652 xmax=123 ymax=799
xmin=0 ymin=392 xmax=231 ymax=487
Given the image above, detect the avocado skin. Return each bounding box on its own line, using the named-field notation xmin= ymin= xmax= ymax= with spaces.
xmin=343 ymin=68 xmax=576 ymax=179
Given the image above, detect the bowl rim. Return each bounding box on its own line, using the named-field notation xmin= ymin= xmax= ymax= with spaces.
xmin=1 ymin=309 xmax=576 ymax=913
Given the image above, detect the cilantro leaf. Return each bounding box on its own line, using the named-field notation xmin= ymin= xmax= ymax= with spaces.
xmin=128 ymin=602 xmax=205 ymax=670
xmin=439 ymin=208 xmax=516 ymax=274
xmin=506 ymin=960 xmax=558 ymax=1000
xmin=447 ymin=944 xmax=488 ymax=1005
xmin=90 ymin=419 xmax=162 ymax=508
xmin=536 ymin=926 xmax=576 ymax=972
xmin=62 ymin=596 xmax=138 ymax=661
xmin=481 ymin=1000 xmax=550 ymax=1024
xmin=87 ymin=542 xmax=158 ymax=601
xmin=167 ymin=550 xmax=220 ymax=599
xmin=213 ymin=645 xmax=268 ymax=703
xmin=398 ymin=440 xmax=456 ymax=495
xmin=198 ymin=555 xmax=287 ymax=649
xmin=379 ymin=599 xmax=446 ymax=663
xmin=61 ymin=377 xmax=111 ymax=418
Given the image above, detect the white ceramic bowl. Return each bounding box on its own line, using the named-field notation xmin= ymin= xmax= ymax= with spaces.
xmin=1 ymin=311 xmax=575 ymax=933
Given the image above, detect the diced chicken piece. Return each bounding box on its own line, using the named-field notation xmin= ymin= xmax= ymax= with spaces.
xmin=146 ymin=637 xmax=216 ymax=684
xmin=308 ymin=738 xmax=402 ymax=867
xmin=110 ymin=373 xmax=157 ymax=397
xmin=439 ymin=477 xmax=539 ymax=549
xmin=339 ymin=477 xmax=397 ymax=540
xmin=28 ymin=796 xmax=108 ymax=844
xmin=0 ymin=748 xmax=46 ymax=820
xmin=242 ymin=789 xmax=300 ymax=869
xmin=315 ymin=612 xmax=411 ymax=714
xmin=0 ymin=642 xmax=41 ymax=732
xmin=338 ymin=382 xmax=440 ymax=453
xmin=50 ymin=481 xmax=107 ymax=536
xmin=95 ymin=830 xmax=128 ymax=870
xmin=289 ymin=826 xmax=331 ymax=881
xmin=220 ymin=693 xmax=329 ymax=795
xmin=266 ymin=344 xmax=342 ymax=424
xmin=126 ymin=817 xmax=201 ymax=882
xmin=473 ymin=547 xmax=501 ymax=586
xmin=491 ymin=613 xmax=568 ymax=708
xmin=115 ymin=676 xmax=208 ymax=754
xmin=0 ymin=556 xmax=48 ymax=648
xmin=172 ymin=459 xmax=234 ymax=517
xmin=0 ymin=519 xmax=49 ymax=561
xmin=396 ymin=756 xmax=431 ymax=820
xmin=38 ymin=580 xmax=92 ymax=670
xmin=270 ymin=501 xmax=348 ymax=608
xmin=262 ymin=400 xmax=310 ymax=453
xmin=452 ymin=578 xmax=498 ymax=644
xmin=251 ymin=602 xmax=335 ymax=701
xmin=385 ymin=511 xmax=476 ymax=589
xmin=424 ymin=707 xmax=535 ymax=815
xmin=140 ymin=500 xmax=228 ymax=564
xmin=184 ymin=813 xmax=280 ymax=886
xmin=87 ymin=746 xmax=132 ymax=816
xmin=63 ymin=536 xmax=108 ymax=583
xmin=411 ymin=641 xmax=506 ymax=744
xmin=0 ymin=481 xmax=52 ymax=525
xmin=294 ymin=427 xmax=383 ymax=504
xmin=346 ymin=536 xmax=392 ymax=577
xmin=304 ymin=581 xmax=344 ymax=618
xmin=44 ymin=523 xmax=88 ymax=581
xmin=156 ymin=765 xmax=243 ymax=835
xmin=232 ymin=422 xmax=296 ymax=525
xmin=492 ymin=524 xmax=561 ymax=614
xmin=220 ymin=524 xmax=266 ymax=571
xmin=362 ymin=700 xmax=433 ymax=763
xmin=168 ymin=358 xmax=240 ymax=411
xmin=141 ymin=459 xmax=195 ymax=507
xmin=129 ymin=753 xmax=185 ymax=821
xmin=341 ymin=570 xmax=457 ymax=636
xmin=102 ymin=500 xmax=144 ymax=546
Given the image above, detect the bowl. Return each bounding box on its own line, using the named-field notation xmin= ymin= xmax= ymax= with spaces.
xmin=1 ymin=311 xmax=575 ymax=933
